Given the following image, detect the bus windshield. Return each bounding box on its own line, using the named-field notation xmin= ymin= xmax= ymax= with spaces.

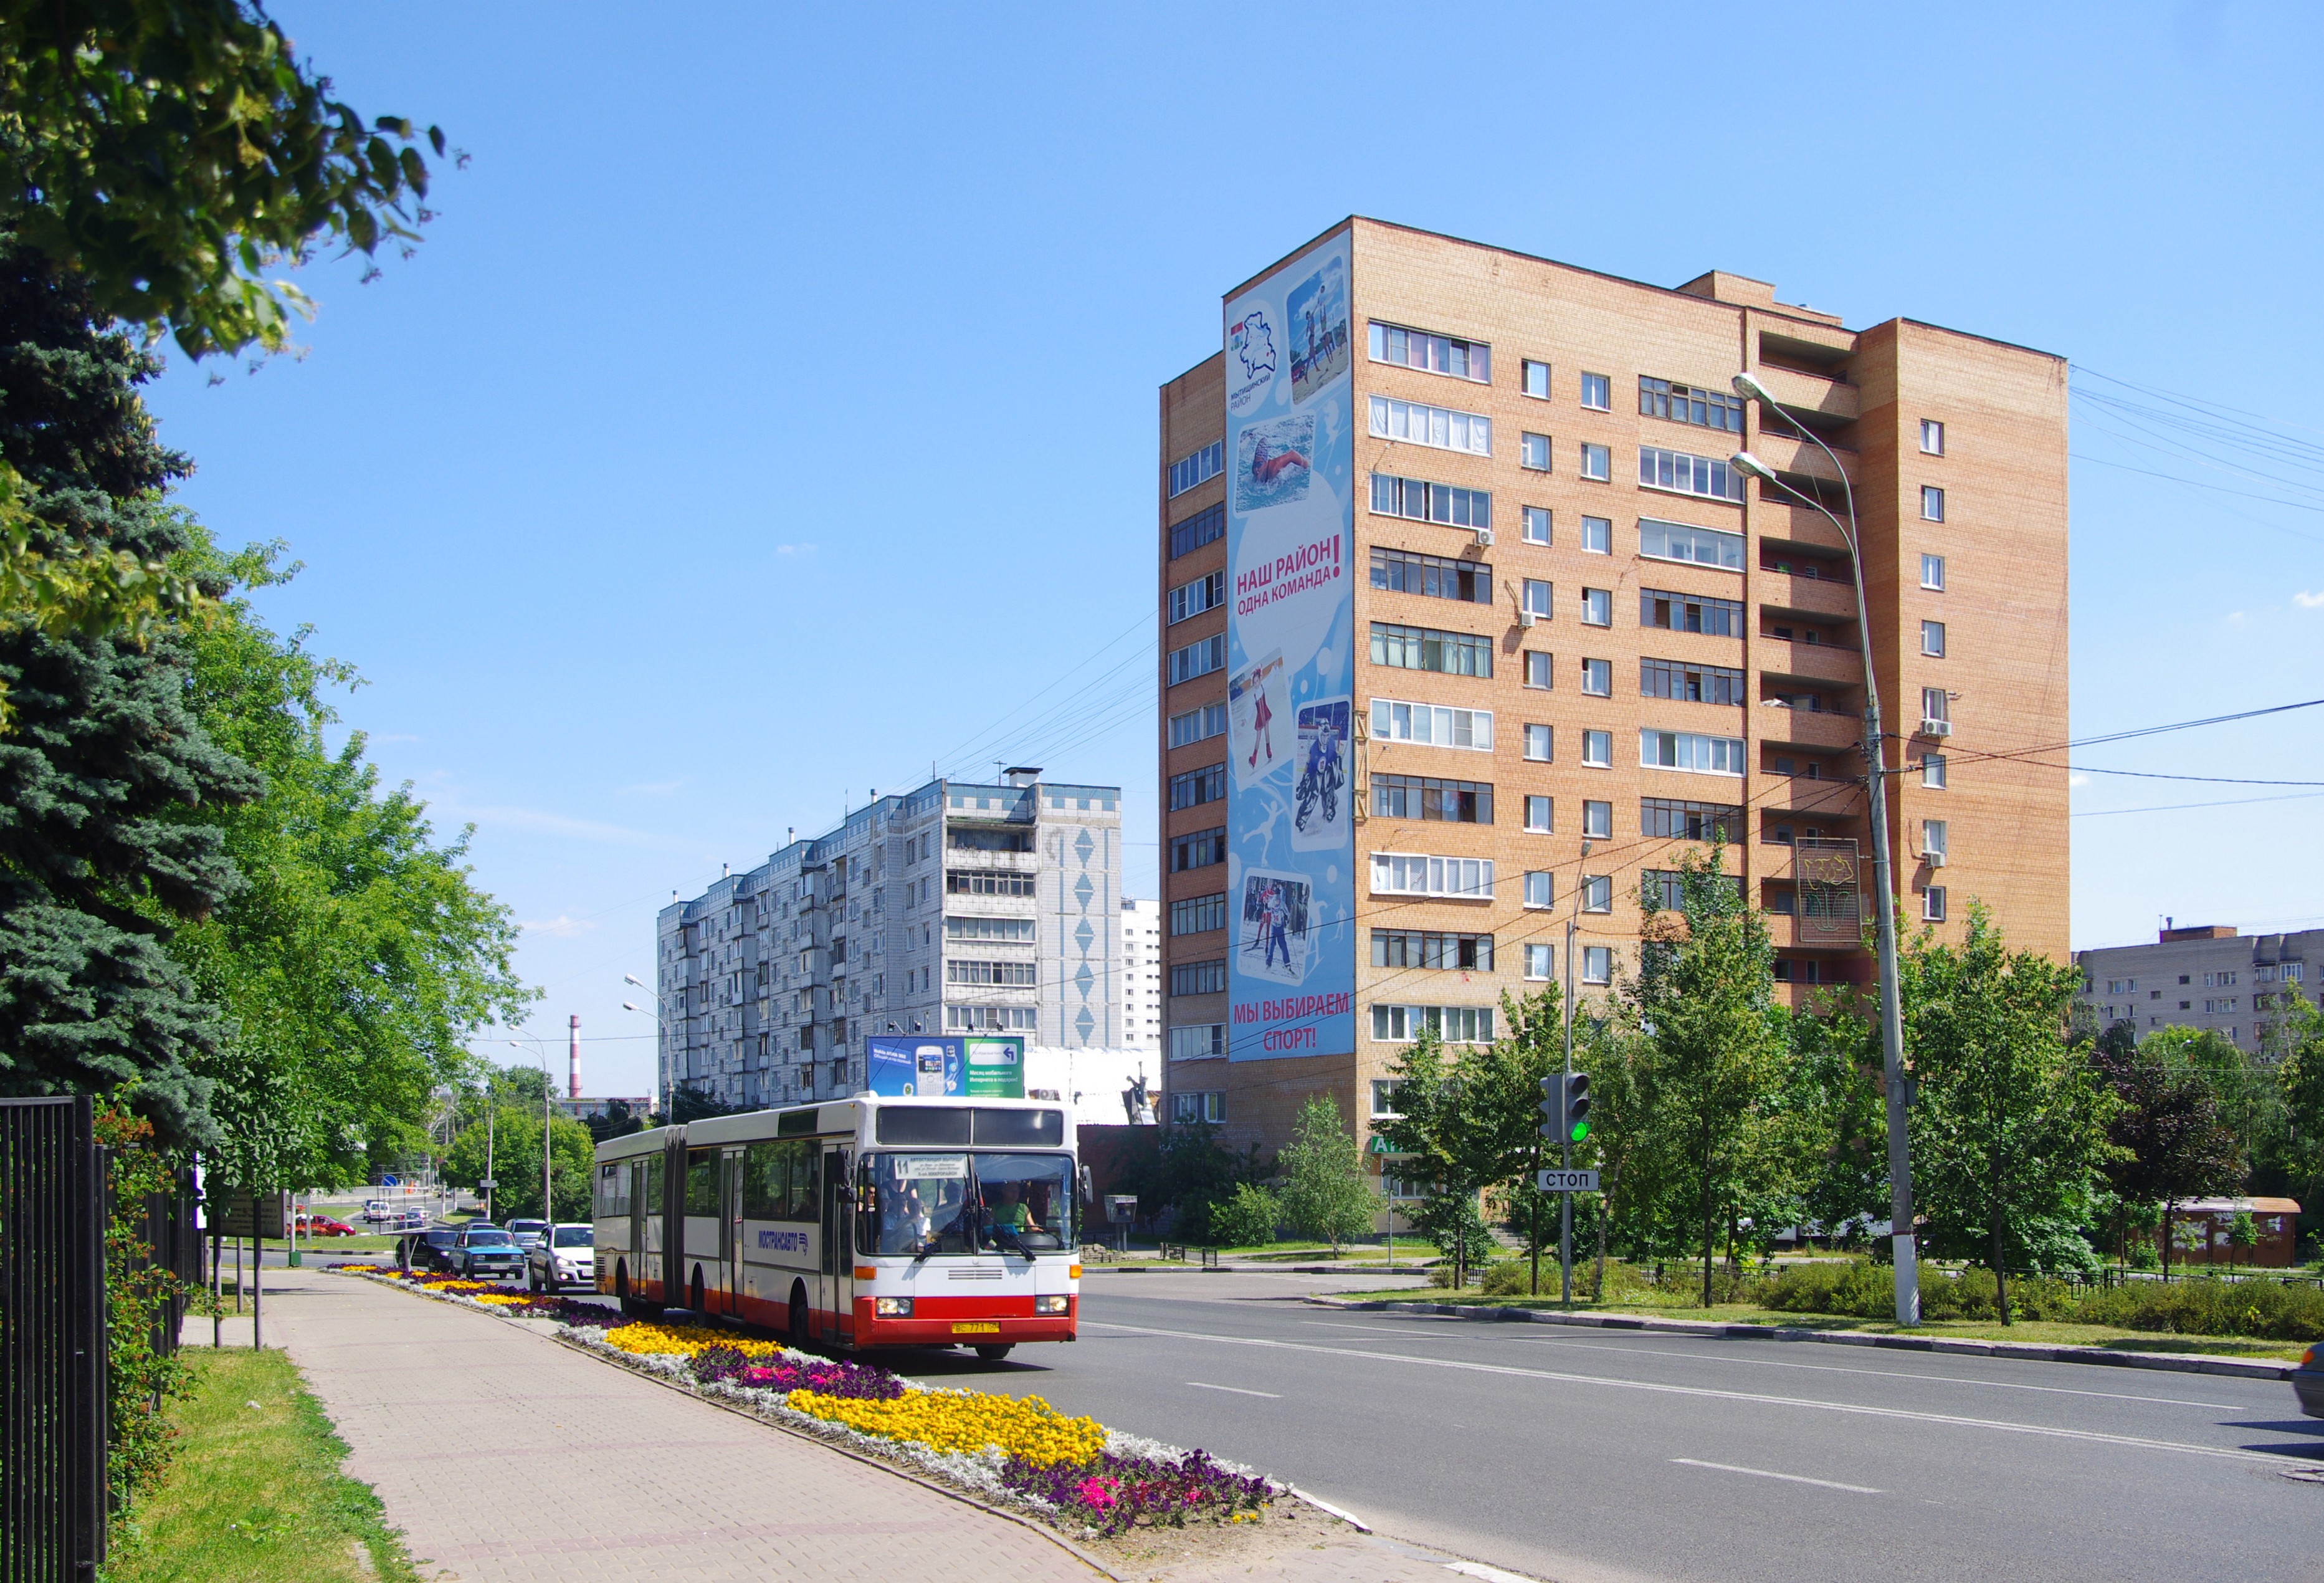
xmin=864 ymin=1152 xmax=1074 ymax=1255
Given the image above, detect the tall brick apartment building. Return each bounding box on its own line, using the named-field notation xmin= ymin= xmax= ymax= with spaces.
xmin=1155 ymin=218 xmax=2069 ymax=1178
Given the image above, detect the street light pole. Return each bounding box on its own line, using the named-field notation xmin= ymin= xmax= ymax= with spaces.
xmin=1730 ymin=373 xmax=1920 ymax=1326
xmin=510 ymin=1036 xmax=556 ymax=1222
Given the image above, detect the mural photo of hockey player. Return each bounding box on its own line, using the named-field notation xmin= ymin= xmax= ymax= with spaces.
xmin=1237 ymin=869 xmax=1310 ymax=987
xmin=1291 ymin=697 xmax=1349 ymax=852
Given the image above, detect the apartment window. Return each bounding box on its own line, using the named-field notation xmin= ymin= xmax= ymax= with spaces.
xmin=948 ymin=959 xmax=1038 ymax=987
xmin=1369 ymin=395 xmax=1493 ymax=456
xmin=1172 ymin=1089 xmax=1226 ymax=1123
xmin=949 ymin=1005 xmax=1037 ymax=1032
xmin=1521 ymin=505 xmax=1551 ymax=545
xmin=1582 ymin=946 xmax=1613 ymax=985
xmin=1922 ymin=687 xmax=1951 ymax=728
xmin=1923 ymin=886 xmax=1948 ymax=923
xmin=1522 ymin=360 xmax=1551 ymax=398
xmin=1922 ymin=485 xmax=1946 ymax=522
xmin=1524 ymin=651 xmax=1553 ymax=689
xmin=1523 ymin=723 xmax=1553 ymax=762
xmin=1521 ymin=432 xmax=1552 ymax=471
xmin=1371 ymin=930 xmax=1494 ymax=971
xmin=1168 ymin=570 xmax=1226 ymax=624
xmin=1641 ymin=729 xmax=1745 ymax=776
xmin=1639 ymin=445 xmax=1745 ymax=503
xmin=1581 ymin=588 xmax=1612 ymax=626
xmin=1921 ymin=620 xmax=1946 ymax=658
xmin=1369 ymin=852 xmax=1495 ymax=899
xmin=1641 ymin=657 xmax=1746 ymax=705
xmin=1169 ymin=502 xmax=1225 ymax=560
xmin=1169 ymin=894 xmax=1226 ymax=936
xmin=1579 ymin=442 xmax=1612 ymax=481
xmin=1168 ymin=633 xmax=1226 ymax=685
xmin=1522 ymin=579 xmax=1555 ymax=621
xmin=1169 ymin=1024 xmax=1226 ymax=1061
xmin=1168 ymin=763 xmax=1227 ymax=811
xmin=1582 ymin=730 xmax=1612 ymax=767
xmin=1639 ymin=377 xmax=1746 ymax=434
xmin=1525 ymin=944 xmax=1554 ymax=980
xmin=1579 ymin=515 xmax=1612 ymax=554
xmin=1371 ymin=472 xmax=1492 ymax=529
xmin=1580 ymin=877 xmax=1612 ymax=913
xmin=1639 ymin=517 xmax=1745 ymax=571
xmin=1373 ymin=773 xmax=1493 ymax=823
xmin=1368 ymin=320 xmax=1492 ymax=383
xmin=1169 ymin=702 xmax=1229 ymax=748
xmin=1582 ymin=799 xmax=1612 ymax=840
xmin=1371 ymin=622 xmax=1494 ymax=677
xmin=1920 ymin=554 xmax=1946 ymax=591
xmin=1576 ymin=658 xmax=1612 ymax=697
xmin=1580 ymin=373 xmax=1611 ymax=411
xmin=1523 ymin=871 xmax=1553 ymax=909
xmin=1922 ymin=820 xmax=1948 ymax=861
xmin=1170 ymin=827 xmax=1226 ymax=872
xmin=1525 ymin=795 xmax=1554 ymax=833
xmin=1641 ymin=797 xmax=1742 ymax=842
xmin=1920 ymin=419 xmax=1945 ymax=456
xmin=1642 ymin=587 xmax=1745 ymax=637
xmin=1371 ymin=546 xmax=1493 ymax=603
xmin=1371 ymin=1004 xmax=1496 ymax=1043
xmin=949 ymin=871 xmax=1037 ymax=896
xmin=1371 ymin=697 xmax=1494 ymax=750
xmin=946 ymin=916 xmax=1038 ymax=942
xmin=1169 ymin=959 xmax=1226 ymax=997
xmin=1168 ymin=441 xmax=1224 ymax=498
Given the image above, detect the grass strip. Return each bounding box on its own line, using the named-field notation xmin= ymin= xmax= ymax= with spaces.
xmin=1330 ymin=1290 xmax=2308 ymax=1361
xmin=102 ymin=1349 xmax=417 ymax=1583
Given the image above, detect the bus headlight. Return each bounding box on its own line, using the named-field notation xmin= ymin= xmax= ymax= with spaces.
xmin=1035 ymin=1294 xmax=1070 ymax=1315
xmin=874 ymin=1296 xmax=913 ymax=1317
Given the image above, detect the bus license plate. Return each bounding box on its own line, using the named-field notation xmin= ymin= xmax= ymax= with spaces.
xmin=950 ymin=1322 xmax=1001 ymax=1335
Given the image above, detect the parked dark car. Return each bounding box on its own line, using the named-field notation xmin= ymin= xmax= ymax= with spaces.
xmin=2296 ymin=1344 xmax=2323 ymax=1418
xmin=403 ymin=1227 xmax=465 ymax=1272
xmin=450 ymin=1226 xmax=526 ymax=1281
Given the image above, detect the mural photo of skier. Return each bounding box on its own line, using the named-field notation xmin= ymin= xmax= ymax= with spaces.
xmin=1237 ymin=869 xmax=1311 ymax=987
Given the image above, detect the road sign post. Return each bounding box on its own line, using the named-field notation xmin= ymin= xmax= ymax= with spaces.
xmin=1535 ymin=1169 xmax=1601 ymax=1193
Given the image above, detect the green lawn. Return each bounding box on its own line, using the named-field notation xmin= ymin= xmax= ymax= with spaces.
xmin=102 ymin=1349 xmax=418 ymax=1583
xmin=1332 ymin=1287 xmax=2309 ymax=1361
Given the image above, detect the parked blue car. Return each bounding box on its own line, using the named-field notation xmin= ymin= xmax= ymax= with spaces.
xmin=449 ymin=1225 xmax=526 ymax=1281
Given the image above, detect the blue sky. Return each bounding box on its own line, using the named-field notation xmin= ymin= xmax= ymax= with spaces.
xmin=144 ymin=4 xmax=2324 ymax=1098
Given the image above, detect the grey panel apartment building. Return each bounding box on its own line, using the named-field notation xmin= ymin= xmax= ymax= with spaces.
xmin=657 ymin=769 xmax=1125 ymax=1111
xmin=2076 ymin=923 xmax=2321 ymax=1056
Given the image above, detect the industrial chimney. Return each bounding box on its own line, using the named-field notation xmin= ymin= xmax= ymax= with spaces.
xmin=568 ymin=1014 xmax=581 ymax=1099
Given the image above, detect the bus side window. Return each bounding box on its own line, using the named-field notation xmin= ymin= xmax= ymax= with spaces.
xmin=791 ymin=1147 xmax=819 ymax=1224
xmin=642 ymin=1158 xmax=664 ymax=1213
xmin=742 ymin=1142 xmax=786 ymax=1219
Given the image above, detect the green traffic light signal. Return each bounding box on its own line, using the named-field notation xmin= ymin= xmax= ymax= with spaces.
xmin=1568 ymin=1117 xmax=1589 ymax=1143
xmin=1564 ymin=1073 xmax=1591 ymax=1145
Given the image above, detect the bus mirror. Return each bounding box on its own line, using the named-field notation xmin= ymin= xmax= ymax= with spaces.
xmin=1079 ymin=1165 xmax=1093 ymax=1204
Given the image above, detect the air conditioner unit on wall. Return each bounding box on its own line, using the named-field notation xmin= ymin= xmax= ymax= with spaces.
xmin=1926 ymin=851 xmax=1947 ymax=868
xmin=1921 ymin=719 xmax=1953 ymax=737
xmin=1518 ymin=610 xmax=1537 ymax=629
xmin=1473 ymin=526 xmax=1493 ymax=547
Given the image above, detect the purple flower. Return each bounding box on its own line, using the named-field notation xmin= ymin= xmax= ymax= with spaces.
xmin=997 ymin=1448 xmax=1270 ymax=1536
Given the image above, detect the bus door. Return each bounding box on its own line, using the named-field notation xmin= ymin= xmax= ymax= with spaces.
xmin=820 ymin=1145 xmax=852 ymax=1338
xmin=627 ymin=1159 xmax=647 ymax=1298
xmin=720 ymin=1149 xmax=743 ymax=1316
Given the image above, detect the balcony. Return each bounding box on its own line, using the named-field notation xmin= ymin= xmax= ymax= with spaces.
xmin=1753 ymin=431 xmax=1857 ymax=487
xmin=1752 ymin=365 xmax=1859 ymax=425
xmin=1755 ymin=570 xmax=1859 ymax=623
xmin=1756 ymin=502 xmax=1853 ymax=555
xmin=1766 ymin=909 xmax=1872 ymax=951
xmin=1758 ymin=639 xmax=1863 ymax=687
xmin=1761 ymin=776 xmax=1866 ymax=819
xmin=1755 ymin=704 xmax=1859 ymax=752
xmin=944 ymin=846 xmax=1039 ymax=871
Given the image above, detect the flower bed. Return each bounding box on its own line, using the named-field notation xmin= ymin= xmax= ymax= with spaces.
xmin=566 ymin=1317 xmax=1275 ymax=1536
xmin=333 ymin=1265 xmax=619 ymax=1328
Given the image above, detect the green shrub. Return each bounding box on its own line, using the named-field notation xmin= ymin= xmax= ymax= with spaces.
xmin=1480 ymin=1259 xmax=1540 ymax=1296
xmin=1208 ymin=1183 xmax=1282 ymax=1249
xmin=1427 ymin=1262 xmax=1457 ymax=1288
xmin=2075 ymin=1276 xmax=2324 ymax=1343
xmin=1750 ymin=1260 xmax=1897 ymax=1319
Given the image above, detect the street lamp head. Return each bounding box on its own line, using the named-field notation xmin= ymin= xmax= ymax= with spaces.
xmin=1731 ymin=371 xmax=1781 ymax=409
xmin=623 ymin=974 xmax=645 ymax=988
xmin=622 ymin=1002 xmax=645 ymax=1014
xmin=1729 ymin=449 xmax=1781 ymax=485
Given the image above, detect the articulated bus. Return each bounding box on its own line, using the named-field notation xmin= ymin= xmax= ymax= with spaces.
xmin=593 ymin=1094 xmax=1081 ymax=1360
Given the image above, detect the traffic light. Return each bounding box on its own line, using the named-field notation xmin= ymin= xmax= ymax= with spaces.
xmin=1538 ymin=1076 xmax=1564 ymax=1142
xmin=1563 ymin=1073 xmax=1591 ymax=1144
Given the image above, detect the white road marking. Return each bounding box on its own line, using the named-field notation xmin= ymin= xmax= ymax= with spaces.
xmin=1186 ymin=1380 xmax=1281 ymax=1398
xmin=1300 ymin=1321 xmax=2241 ymax=1408
xmin=1083 ymin=1320 xmax=2322 ymax=1470
xmin=1670 ymin=1458 xmax=1882 ymax=1495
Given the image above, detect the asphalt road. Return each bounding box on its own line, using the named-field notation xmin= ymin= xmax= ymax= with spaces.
xmin=928 ymin=1270 xmax=2323 ymax=1583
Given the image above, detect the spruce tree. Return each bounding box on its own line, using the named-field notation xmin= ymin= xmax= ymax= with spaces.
xmin=0 ymin=242 xmax=257 ymax=1144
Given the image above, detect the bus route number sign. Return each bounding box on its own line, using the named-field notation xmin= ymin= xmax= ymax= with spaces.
xmin=1535 ymin=1169 xmax=1600 ymax=1193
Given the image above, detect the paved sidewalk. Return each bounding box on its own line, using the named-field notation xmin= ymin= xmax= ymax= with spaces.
xmin=191 ymin=1270 xmax=1098 ymax=1583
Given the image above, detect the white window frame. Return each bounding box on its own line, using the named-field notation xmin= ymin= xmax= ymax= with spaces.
xmin=1369 ymin=697 xmax=1495 ymax=751
xmin=1580 ymin=658 xmax=1612 ymax=696
xmin=1168 ymin=441 xmax=1224 ymax=498
xmin=1922 ymin=687 xmax=1951 ymax=726
xmin=1920 ymin=554 xmax=1946 ymax=591
xmin=1579 ymin=442 xmax=1612 ymax=481
xmin=1583 ymin=729 xmax=1612 ymax=768
xmin=1923 ymin=886 xmax=1948 ymax=923
xmin=1581 ymin=588 xmax=1612 ymax=626
xmin=1583 ymin=799 xmax=1612 ymax=840
xmin=1520 ymin=432 xmax=1552 ymax=471
xmin=1523 ymin=944 xmax=1554 ymax=981
xmin=1168 ymin=570 xmax=1226 ymax=624
xmin=1640 ymin=729 xmax=1746 ymax=776
xmin=1369 ymin=395 xmax=1493 ymax=456
xmin=1920 ymin=753 xmax=1948 ymax=789
xmin=1639 ymin=517 xmax=1745 ymax=571
xmin=1524 ymin=652 xmax=1553 ymax=690
xmin=1522 ymin=505 xmax=1552 ymax=545
xmin=1920 ymin=419 xmax=1945 ymax=456
xmin=1523 ymin=871 xmax=1553 ymax=909
xmin=1525 ymin=795 xmax=1554 ymax=834
xmin=1580 ymin=877 xmax=1612 ymax=914
xmin=1522 ymin=360 xmax=1551 ymax=399
xmin=1922 ymin=820 xmax=1948 ymax=860
xmin=1582 ymin=945 xmax=1613 ymax=985
xmin=1369 ymin=852 xmax=1496 ymax=899
xmin=1169 ymin=1024 xmax=1225 ymax=1061
xmin=1922 ymin=485 xmax=1946 ymax=522
xmin=1371 ymin=1003 xmax=1497 ymax=1045
xmin=1522 ymin=579 xmax=1554 ymax=619
xmin=1523 ymin=724 xmax=1553 ymax=762
xmin=1921 ymin=619 xmax=1946 ymax=658
xmin=1579 ymin=515 xmax=1612 ymax=554
xmin=1169 ymin=702 xmax=1229 ymax=748
xmin=1580 ymin=373 xmax=1611 ymax=412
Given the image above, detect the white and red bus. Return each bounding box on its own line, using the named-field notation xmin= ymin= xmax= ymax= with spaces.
xmin=594 ymin=1094 xmax=1081 ymax=1361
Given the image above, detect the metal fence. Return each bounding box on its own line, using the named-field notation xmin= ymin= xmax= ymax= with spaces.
xmin=1 ymin=1096 xmax=108 ymax=1583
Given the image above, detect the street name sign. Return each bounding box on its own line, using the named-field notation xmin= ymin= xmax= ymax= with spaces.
xmin=1535 ymin=1169 xmax=1600 ymax=1193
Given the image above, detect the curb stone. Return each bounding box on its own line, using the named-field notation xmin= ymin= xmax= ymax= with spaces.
xmin=1308 ymin=1297 xmax=2300 ymax=1380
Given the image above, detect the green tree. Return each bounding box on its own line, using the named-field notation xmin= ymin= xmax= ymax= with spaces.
xmin=1373 ymin=1024 xmax=1543 ymax=1288
xmin=0 ymin=244 xmax=258 ymax=1145
xmin=584 ymin=1098 xmax=649 ymax=1145
xmin=1 ymin=0 xmax=448 ymax=360
xmin=1903 ymin=904 xmax=2119 ymax=1319
xmin=444 ymin=1098 xmax=594 ymax=1222
xmin=2093 ymin=1028 xmax=2246 ymax=1278
xmin=1276 ymin=1093 xmax=1373 ymax=1253
xmin=1787 ymin=996 xmax=1890 ymax=1247
xmin=2276 ymin=997 xmax=2324 ymax=1240
xmin=1209 ymin=1182 xmax=1280 ymax=1248
xmin=1622 ymin=846 xmax=1794 ymax=1306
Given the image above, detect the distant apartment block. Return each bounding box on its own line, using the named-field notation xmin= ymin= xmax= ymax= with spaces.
xmin=2077 ymin=922 xmax=2320 ymax=1056
xmin=1158 ymin=218 xmax=2070 ymax=1170
xmin=657 ymin=769 xmax=1125 ymax=1111
xmin=1120 ymin=897 xmax=1161 ymax=1052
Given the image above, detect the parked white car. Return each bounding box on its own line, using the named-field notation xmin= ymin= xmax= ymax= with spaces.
xmin=527 ymin=1223 xmax=595 ymax=1293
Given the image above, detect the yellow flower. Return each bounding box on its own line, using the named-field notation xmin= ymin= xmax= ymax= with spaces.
xmin=785 ymin=1388 xmax=1106 ymax=1465
xmin=601 ymin=1321 xmax=788 ymax=1359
